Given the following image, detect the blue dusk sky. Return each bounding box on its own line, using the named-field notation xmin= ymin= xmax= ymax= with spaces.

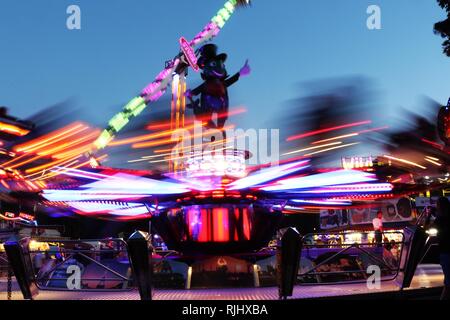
xmin=0 ymin=0 xmax=449 ymax=149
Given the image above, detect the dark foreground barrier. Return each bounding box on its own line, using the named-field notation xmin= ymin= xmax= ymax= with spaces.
xmin=276 ymin=227 xmax=302 ymax=300
xmin=4 ymin=239 xmax=38 ymax=299
xmin=127 ymin=231 xmax=153 ymax=300
xmin=398 ymin=225 xmax=428 ymax=290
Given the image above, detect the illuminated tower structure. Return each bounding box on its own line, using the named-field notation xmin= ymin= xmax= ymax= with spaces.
xmin=169 ymin=66 xmax=188 ymax=174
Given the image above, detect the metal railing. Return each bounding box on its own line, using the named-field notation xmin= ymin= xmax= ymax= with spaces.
xmin=298 ymin=231 xmax=406 ymax=285
xmin=26 ymin=238 xmax=133 ymax=292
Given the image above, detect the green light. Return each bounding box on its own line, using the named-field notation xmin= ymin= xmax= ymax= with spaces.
xmin=224 ymin=2 xmax=235 ymax=13
xmin=94 ymin=130 xmax=114 ymax=149
xmin=125 ymin=96 xmax=146 ymax=112
xmin=131 ymin=102 xmax=146 ymax=117
xmin=212 ymin=15 xmax=225 ymax=28
xmin=109 ymin=112 xmax=129 ymax=132
xmin=218 ymin=8 xmax=231 ymax=21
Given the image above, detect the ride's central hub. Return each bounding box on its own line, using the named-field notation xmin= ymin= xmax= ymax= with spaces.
xmin=185 ymin=149 xmax=247 ymax=178
xmin=151 ymin=203 xmax=282 ymax=254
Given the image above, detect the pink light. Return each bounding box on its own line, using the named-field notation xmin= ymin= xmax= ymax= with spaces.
xmin=292 ymin=199 xmax=352 ymax=206
xmin=141 ymin=83 xmax=158 ymax=97
xmin=147 ymin=90 xmax=165 ymax=102
xmin=190 ymin=22 xmax=220 ymax=46
xmin=43 ymin=173 xmax=191 ymax=201
xmin=293 ymin=183 xmax=393 ymax=194
xmin=51 ymin=167 xmax=109 ymax=181
xmin=140 ymin=59 xmax=180 ymax=98
xmin=180 ymin=37 xmax=199 ymax=72
xmin=227 ymin=160 xmax=310 ymax=190
xmin=80 ymin=173 xmax=191 ymax=194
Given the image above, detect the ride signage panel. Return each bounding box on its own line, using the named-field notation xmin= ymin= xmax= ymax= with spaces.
xmin=180 ymin=37 xmax=199 ymax=72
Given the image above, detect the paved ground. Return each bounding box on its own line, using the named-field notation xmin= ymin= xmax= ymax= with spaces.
xmin=0 ymin=264 xmax=444 ymax=300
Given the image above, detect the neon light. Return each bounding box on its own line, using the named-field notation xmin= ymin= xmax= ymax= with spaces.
xmin=425 ymin=155 xmax=440 ymax=161
xmin=383 ymin=155 xmax=427 ymax=169
xmin=42 ymin=190 xmax=152 ymax=202
xmin=424 ymin=158 xmax=442 ymax=166
xmin=242 ymin=208 xmax=250 ymax=240
xmin=261 ymin=169 xmax=377 ymax=191
xmin=80 ymin=173 xmax=191 ymax=194
xmin=0 ymin=121 xmax=30 ymax=136
xmin=341 ymin=156 xmax=374 ymax=170
xmin=304 ymin=142 xmax=360 ymax=156
xmin=292 ymin=199 xmax=352 ymax=206
xmin=286 ymin=120 xmax=372 ymax=141
xmin=94 ymin=130 xmax=114 ymax=150
xmin=186 ymin=150 xmax=247 ymax=178
xmin=42 ymin=172 xmax=191 ymax=201
xmin=293 ymin=183 xmax=393 ymax=194
xmin=18 ymin=213 xmax=35 ymax=221
xmin=283 ymin=142 xmax=342 ymax=156
xmin=50 ymin=167 xmax=109 ymax=181
xmin=199 ymin=209 xmax=209 ymax=242
xmin=213 ymin=208 xmax=229 ymax=242
xmin=180 ymin=37 xmax=199 ymax=72
xmin=25 ymin=155 xmax=80 ymax=174
xmin=68 ymin=201 xmax=149 ymax=216
xmin=227 ymin=160 xmax=310 ymax=190
xmin=13 ymin=122 xmax=88 ymax=153
xmin=421 ymin=138 xmax=443 ymax=150
xmin=109 ymin=123 xmax=201 ymax=147
xmin=312 ymin=133 xmax=358 ymax=145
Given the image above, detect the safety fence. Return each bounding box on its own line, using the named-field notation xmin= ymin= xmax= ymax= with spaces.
xmin=297 ymin=231 xmax=405 ymax=285
xmin=1 ymin=225 xmax=430 ymax=300
xmin=26 ymin=238 xmax=132 ymax=291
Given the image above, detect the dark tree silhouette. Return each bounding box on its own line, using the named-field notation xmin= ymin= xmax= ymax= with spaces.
xmin=434 ymin=0 xmax=450 ymax=56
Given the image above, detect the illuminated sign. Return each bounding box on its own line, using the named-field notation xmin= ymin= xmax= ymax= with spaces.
xmin=342 ymin=156 xmax=374 ymax=170
xmin=179 ymin=37 xmax=199 ymax=72
xmin=19 ymin=213 xmax=35 ymax=221
xmin=5 ymin=212 xmax=15 ymax=218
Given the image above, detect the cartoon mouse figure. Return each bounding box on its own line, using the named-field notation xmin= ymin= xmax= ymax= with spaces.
xmin=185 ymin=44 xmax=250 ymax=131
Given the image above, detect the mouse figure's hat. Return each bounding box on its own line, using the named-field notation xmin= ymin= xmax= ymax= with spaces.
xmin=197 ymin=44 xmax=227 ymax=69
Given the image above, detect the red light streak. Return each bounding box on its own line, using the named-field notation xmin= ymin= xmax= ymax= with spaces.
xmin=286 ymin=120 xmax=372 ymax=142
xmin=421 ymin=138 xmax=443 ymax=150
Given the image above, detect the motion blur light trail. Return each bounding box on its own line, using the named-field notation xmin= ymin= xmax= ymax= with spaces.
xmin=282 ymin=142 xmax=342 ymax=156
xmin=13 ymin=122 xmax=88 ymax=153
xmin=310 ymin=126 xmax=388 ymax=145
xmin=0 ymin=121 xmax=105 ymax=185
xmin=260 ymin=169 xmax=377 ymax=192
xmin=382 ymin=155 xmax=427 ymax=170
xmin=39 ymin=159 xmax=396 ymax=220
xmin=0 ymin=121 xmax=31 ymax=136
xmin=227 ymin=160 xmax=310 ymax=190
xmin=304 ymin=142 xmax=360 ymax=156
xmin=286 ymin=120 xmax=372 ymax=142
